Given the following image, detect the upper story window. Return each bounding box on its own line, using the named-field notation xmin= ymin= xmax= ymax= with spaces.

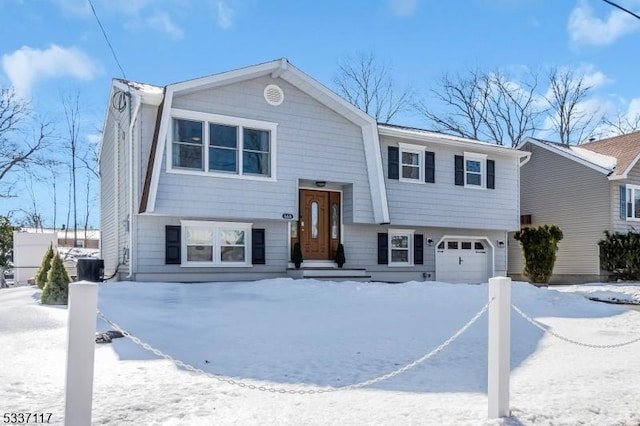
xmin=399 ymin=143 xmax=424 ymax=182
xmin=464 ymin=152 xmax=486 ymax=188
xmin=388 ymin=144 xmax=434 ymax=183
xmin=170 ymin=110 xmax=277 ymax=180
xmin=625 ymin=184 xmax=640 ymax=220
xmin=455 ymin=153 xmax=494 ymax=189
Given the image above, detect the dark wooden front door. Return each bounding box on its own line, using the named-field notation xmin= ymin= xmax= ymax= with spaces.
xmin=299 ymin=189 xmax=340 ymax=260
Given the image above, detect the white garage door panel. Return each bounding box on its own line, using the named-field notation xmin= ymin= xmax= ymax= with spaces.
xmin=436 ymin=239 xmax=488 ymax=284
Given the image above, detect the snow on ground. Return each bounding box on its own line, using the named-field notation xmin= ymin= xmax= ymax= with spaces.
xmin=2 ymin=279 xmax=640 ymax=426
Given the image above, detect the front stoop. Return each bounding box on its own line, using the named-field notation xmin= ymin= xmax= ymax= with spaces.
xmin=287 ymin=267 xmax=371 ymax=282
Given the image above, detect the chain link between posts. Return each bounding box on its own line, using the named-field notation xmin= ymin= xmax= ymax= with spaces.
xmin=512 ymin=303 xmax=640 ymax=349
xmin=96 ymin=298 xmax=493 ymax=395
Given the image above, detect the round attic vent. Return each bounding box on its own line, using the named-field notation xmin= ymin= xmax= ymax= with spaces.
xmin=264 ymin=84 xmax=284 ymax=106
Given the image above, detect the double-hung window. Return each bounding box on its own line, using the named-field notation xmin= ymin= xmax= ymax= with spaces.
xmin=171 ymin=111 xmax=276 ymax=179
xmin=399 ymin=143 xmax=424 ymax=182
xmin=389 ymin=229 xmax=414 ymax=266
xmin=182 ymin=220 xmax=252 ymax=267
xmin=464 ymin=152 xmax=487 ymax=188
xmin=625 ymin=185 xmax=640 ymax=220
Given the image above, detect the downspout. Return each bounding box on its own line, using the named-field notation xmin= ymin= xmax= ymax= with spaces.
xmin=127 ymin=96 xmax=141 ymax=279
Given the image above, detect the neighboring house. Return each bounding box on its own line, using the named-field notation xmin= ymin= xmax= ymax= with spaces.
xmin=508 ymin=132 xmax=640 ymax=284
xmin=12 ymin=228 xmax=101 ymax=283
xmin=99 ymin=59 xmax=529 ymax=283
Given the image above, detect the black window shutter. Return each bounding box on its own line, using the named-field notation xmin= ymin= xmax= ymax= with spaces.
xmin=251 ymin=228 xmax=266 ymax=265
xmin=454 ymin=155 xmax=464 ymax=186
xmin=620 ymin=185 xmax=627 ymax=219
xmin=425 ymin=151 xmax=435 ymax=183
xmin=487 ymin=159 xmax=495 ymax=189
xmin=165 ymin=225 xmax=181 ymax=264
xmin=388 ymin=146 xmax=399 ymax=180
xmin=378 ymin=233 xmax=388 ymax=264
xmin=414 ymin=234 xmax=424 ymax=265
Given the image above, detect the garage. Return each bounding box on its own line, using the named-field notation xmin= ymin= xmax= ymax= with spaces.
xmin=435 ymin=238 xmax=492 ymax=284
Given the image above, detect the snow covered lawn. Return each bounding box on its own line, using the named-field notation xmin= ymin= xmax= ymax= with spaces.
xmin=2 ymin=279 xmax=640 ymax=425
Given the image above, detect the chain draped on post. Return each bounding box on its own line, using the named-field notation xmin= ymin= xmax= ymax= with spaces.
xmin=512 ymin=303 xmax=640 ymax=349
xmin=96 ymin=298 xmax=492 ymax=395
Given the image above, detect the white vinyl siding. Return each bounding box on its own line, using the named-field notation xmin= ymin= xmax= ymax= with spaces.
xmin=382 ymin=136 xmax=520 ymax=231
xmin=155 ymin=76 xmax=375 ymax=224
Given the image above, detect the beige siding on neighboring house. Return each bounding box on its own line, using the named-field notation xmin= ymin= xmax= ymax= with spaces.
xmin=509 ymin=143 xmax=610 ymax=281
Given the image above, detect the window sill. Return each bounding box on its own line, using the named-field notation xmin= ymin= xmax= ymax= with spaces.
xmin=463 ymin=184 xmax=486 ymax=190
xmin=388 ymin=263 xmax=415 ymax=267
xmin=167 ymin=168 xmax=276 ymax=182
xmin=181 ymin=263 xmax=253 ymax=268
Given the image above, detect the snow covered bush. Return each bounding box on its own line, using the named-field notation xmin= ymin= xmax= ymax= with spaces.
xmin=35 ymin=244 xmax=54 ymax=290
xmin=513 ymin=224 xmax=563 ymax=284
xmin=41 ymin=252 xmax=71 ymax=305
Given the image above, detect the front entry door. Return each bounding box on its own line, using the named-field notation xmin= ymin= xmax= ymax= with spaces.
xmin=299 ymin=189 xmax=339 ymax=260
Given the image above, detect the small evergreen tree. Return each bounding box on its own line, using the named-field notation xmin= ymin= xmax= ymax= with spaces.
xmin=292 ymin=242 xmax=304 ymax=269
xmin=513 ymin=224 xmax=563 ymax=284
xmin=335 ymin=243 xmax=346 ymax=268
xmin=35 ymin=244 xmax=55 ymax=290
xmin=41 ymin=252 xmax=71 ymax=305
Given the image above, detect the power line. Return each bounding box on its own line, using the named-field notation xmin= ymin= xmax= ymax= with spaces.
xmin=601 ymin=0 xmax=640 ymax=21
xmin=87 ymin=0 xmax=127 ymax=80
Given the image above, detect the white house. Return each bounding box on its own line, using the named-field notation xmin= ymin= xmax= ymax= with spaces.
xmin=99 ymin=59 xmax=529 ymax=283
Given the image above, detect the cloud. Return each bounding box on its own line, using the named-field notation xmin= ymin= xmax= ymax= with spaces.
xmin=568 ymin=0 xmax=640 ymax=46
xmin=146 ymin=10 xmax=184 ymax=38
xmin=389 ymin=0 xmax=418 ymax=16
xmin=216 ymin=0 xmax=234 ymax=29
xmin=2 ymin=45 xmax=100 ymax=96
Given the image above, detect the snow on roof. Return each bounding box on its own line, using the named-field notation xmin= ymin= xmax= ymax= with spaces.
xmin=115 ymin=79 xmax=164 ymax=95
xmin=530 ymin=139 xmax=617 ymax=172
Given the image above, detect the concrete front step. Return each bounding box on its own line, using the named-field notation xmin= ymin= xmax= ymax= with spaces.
xmin=287 ymin=267 xmax=371 ymax=281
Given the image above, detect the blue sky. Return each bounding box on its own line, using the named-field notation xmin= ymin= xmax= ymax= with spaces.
xmin=2 ymin=0 xmax=640 ymax=228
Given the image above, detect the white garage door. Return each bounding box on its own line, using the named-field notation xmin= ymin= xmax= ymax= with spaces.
xmin=436 ymin=239 xmax=489 ymax=284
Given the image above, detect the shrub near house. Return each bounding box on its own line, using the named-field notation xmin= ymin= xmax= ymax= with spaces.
xmin=513 ymin=225 xmax=563 ymax=284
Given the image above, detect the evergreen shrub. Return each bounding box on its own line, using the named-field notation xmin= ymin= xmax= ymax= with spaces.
xmin=41 ymin=252 xmax=71 ymax=305
xmin=513 ymin=224 xmax=563 ymax=284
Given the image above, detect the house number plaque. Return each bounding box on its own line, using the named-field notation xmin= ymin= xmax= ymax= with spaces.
xmin=282 ymin=213 xmax=294 ymax=220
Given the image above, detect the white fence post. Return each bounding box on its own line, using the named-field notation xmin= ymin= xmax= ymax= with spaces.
xmin=64 ymin=281 xmax=98 ymax=426
xmin=488 ymin=276 xmax=511 ymax=419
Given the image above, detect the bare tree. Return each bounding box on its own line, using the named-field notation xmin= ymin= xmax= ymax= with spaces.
xmin=545 ymin=68 xmax=599 ymax=145
xmin=62 ymin=93 xmax=81 ymax=247
xmin=0 ymin=88 xmax=50 ymax=197
xmin=334 ymin=52 xmax=414 ymax=123
xmin=600 ymin=111 xmax=640 ymax=136
xmin=417 ymin=69 xmax=544 ymax=147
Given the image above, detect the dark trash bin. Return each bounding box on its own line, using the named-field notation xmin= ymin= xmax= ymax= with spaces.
xmin=76 ymin=258 xmax=104 ymax=282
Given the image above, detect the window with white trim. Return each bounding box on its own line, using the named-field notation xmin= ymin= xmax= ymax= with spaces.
xmin=399 ymin=143 xmax=424 ymax=182
xmin=389 ymin=229 xmax=414 ymax=266
xmin=182 ymin=221 xmax=252 ymax=267
xmin=464 ymin=152 xmax=487 ymax=188
xmin=171 ymin=112 xmax=276 ymax=179
xmin=626 ymin=184 xmax=640 ymax=220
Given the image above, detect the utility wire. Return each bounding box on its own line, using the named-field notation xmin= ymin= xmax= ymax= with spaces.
xmin=601 ymin=0 xmax=640 ymax=21
xmin=87 ymin=0 xmax=127 ymax=80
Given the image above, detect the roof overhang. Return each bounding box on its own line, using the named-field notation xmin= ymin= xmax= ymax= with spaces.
xmin=379 ymin=125 xmax=530 ymax=159
xmin=518 ymin=137 xmax=614 ymax=176
xmin=609 ymin=152 xmax=640 ymax=180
